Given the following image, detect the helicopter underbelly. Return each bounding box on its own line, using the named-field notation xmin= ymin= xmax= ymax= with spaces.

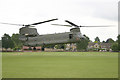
xmin=24 ymin=32 xmax=81 ymax=46
xmin=25 ymin=39 xmax=75 ymax=47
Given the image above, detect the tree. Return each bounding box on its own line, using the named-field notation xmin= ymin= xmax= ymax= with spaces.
xmin=117 ymin=35 xmax=120 ymax=51
xmin=2 ymin=34 xmax=14 ymax=50
xmin=110 ymin=35 xmax=120 ymax=52
xmin=0 ymin=40 xmax=2 ymax=48
xmin=106 ymin=38 xmax=114 ymax=43
xmin=76 ymin=35 xmax=89 ymax=51
xmin=102 ymin=41 xmax=106 ymax=43
xmin=95 ymin=37 xmax=100 ymax=42
xmin=11 ymin=33 xmax=23 ymax=50
xmin=111 ymin=43 xmax=118 ymax=52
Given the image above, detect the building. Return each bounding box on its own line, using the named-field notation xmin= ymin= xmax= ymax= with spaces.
xmin=66 ymin=43 xmax=77 ymax=51
xmin=88 ymin=42 xmax=112 ymax=51
xmin=23 ymin=46 xmax=41 ymax=50
xmin=88 ymin=42 xmax=100 ymax=49
xmin=100 ymin=43 xmax=112 ymax=51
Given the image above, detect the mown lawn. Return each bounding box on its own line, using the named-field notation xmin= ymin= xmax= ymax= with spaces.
xmin=2 ymin=52 xmax=118 ymax=78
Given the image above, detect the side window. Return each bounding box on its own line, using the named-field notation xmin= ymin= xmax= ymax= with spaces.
xmin=69 ymin=34 xmax=73 ymax=39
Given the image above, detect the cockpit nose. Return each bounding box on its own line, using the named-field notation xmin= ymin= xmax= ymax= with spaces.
xmin=80 ymin=35 xmax=86 ymax=40
xmin=76 ymin=32 xmax=86 ymax=40
xmin=80 ymin=37 xmax=85 ymax=40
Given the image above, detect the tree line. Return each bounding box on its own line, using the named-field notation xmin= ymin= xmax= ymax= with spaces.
xmin=2 ymin=33 xmax=23 ymax=51
xmin=1 ymin=33 xmax=120 ymax=52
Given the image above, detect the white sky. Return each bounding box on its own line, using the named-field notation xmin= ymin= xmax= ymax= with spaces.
xmin=0 ymin=0 xmax=119 ymax=41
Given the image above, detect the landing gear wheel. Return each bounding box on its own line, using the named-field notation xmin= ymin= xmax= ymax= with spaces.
xmin=42 ymin=47 xmax=44 ymax=51
xmin=33 ymin=47 xmax=36 ymax=51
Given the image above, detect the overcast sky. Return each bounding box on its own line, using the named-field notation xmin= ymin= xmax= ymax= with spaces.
xmin=0 ymin=0 xmax=119 ymax=41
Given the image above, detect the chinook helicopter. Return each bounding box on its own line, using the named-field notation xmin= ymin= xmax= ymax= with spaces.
xmin=19 ymin=20 xmax=86 ymax=51
xmin=0 ymin=19 xmax=110 ymax=51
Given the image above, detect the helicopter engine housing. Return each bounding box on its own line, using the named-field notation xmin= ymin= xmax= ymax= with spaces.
xmin=19 ymin=27 xmax=39 ymax=37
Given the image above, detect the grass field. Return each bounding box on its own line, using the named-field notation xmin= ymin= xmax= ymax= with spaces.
xmin=2 ymin=52 xmax=118 ymax=78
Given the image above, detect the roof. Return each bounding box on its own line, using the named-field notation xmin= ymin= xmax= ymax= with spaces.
xmin=100 ymin=43 xmax=112 ymax=49
xmin=88 ymin=42 xmax=112 ymax=49
xmin=88 ymin=42 xmax=99 ymax=46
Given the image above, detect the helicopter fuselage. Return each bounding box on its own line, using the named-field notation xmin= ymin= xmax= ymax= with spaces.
xmin=19 ymin=27 xmax=85 ymax=47
xmin=24 ymin=32 xmax=83 ymax=47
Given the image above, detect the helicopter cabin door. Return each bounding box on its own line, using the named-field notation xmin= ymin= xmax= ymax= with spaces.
xmin=69 ymin=34 xmax=73 ymax=39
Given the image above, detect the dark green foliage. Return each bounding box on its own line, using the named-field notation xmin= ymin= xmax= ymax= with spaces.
xmin=0 ymin=40 xmax=2 ymax=49
xmin=95 ymin=36 xmax=100 ymax=42
xmin=117 ymin=35 xmax=120 ymax=51
xmin=2 ymin=34 xmax=14 ymax=49
xmin=102 ymin=41 xmax=106 ymax=43
xmin=2 ymin=33 xmax=23 ymax=51
xmin=106 ymin=38 xmax=115 ymax=43
xmin=76 ymin=35 xmax=89 ymax=51
xmin=11 ymin=34 xmax=23 ymax=50
xmin=110 ymin=35 xmax=120 ymax=52
xmin=111 ymin=43 xmax=118 ymax=52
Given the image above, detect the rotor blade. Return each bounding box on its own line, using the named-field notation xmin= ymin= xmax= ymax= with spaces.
xmin=0 ymin=22 xmax=24 ymax=26
xmin=79 ymin=25 xmax=114 ymax=27
xmin=26 ymin=18 xmax=58 ymax=26
xmin=51 ymin=24 xmax=72 ymax=27
xmin=65 ymin=20 xmax=79 ymax=27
